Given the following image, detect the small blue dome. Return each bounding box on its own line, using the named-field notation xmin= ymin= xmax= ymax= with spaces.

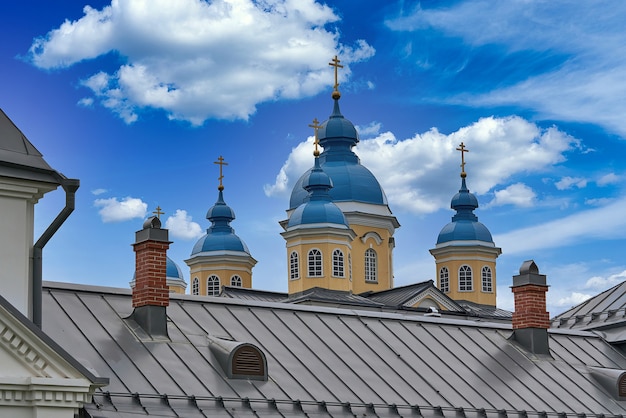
xmin=288 ymin=158 xmax=349 ymax=228
xmin=190 ymin=189 xmax=251 ymax=255
xmin=437 ymin=177 xmax=494 ymax=244
xmin=289 ymin=99 xmax=387 ymax=209
xmin=166 ymin=256 xmax=184 ymax=280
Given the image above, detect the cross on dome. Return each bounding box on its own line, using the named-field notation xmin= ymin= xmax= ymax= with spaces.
xmin=456 ymin=142 xmax=469 ymax=178
xmin=214 ymin=155 xmax=228 ymax=191
xmin=328 ymin=55 xmax=343 ymax=99
xmin=309 ymin=118 xmax=321 ymax=157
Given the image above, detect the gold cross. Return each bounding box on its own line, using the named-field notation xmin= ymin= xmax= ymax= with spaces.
xmin=214 ymin=155 xmax=228 ymax=191
xmin=309 ymin=118 xmax=321 ymax=157
xmin=329 ymin=55 xmax=343 ymax=92
xmin=152 ymin=206 xmax=164 ymax=219
xmin=456 ymin=142 xmax=469 ymax=176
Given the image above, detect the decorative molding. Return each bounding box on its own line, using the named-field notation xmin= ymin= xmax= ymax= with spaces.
xmin=360 ymin=231 xmax=383 ymax=245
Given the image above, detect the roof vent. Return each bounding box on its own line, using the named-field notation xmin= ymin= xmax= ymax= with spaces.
xmin=208 ymin=336 xmax=267 ymax=381
xmin=588 ymin=366 xmax=626 ymax=400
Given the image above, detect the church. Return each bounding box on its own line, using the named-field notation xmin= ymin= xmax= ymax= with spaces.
xmin=165 ymin=56 xmax=503 ymax=319
xmin=1 ymin=57 xmax=626 ymax=417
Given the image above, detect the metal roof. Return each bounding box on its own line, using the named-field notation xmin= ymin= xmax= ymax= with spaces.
xmin=42 ymin=281 xmax=626 ymax=417
xmin=363 ymin=281 xmax=445 ymax=307
xmin=552 ymin=280 xmax=626 ymax=330
xmin=0 ymin=108 xmax=63 ymax=184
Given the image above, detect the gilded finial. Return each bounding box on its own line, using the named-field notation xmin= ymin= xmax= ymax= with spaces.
xmin=214 ymin=155 xmax=228 ymax=191
xmin=309 ymin=118 xmax=321 ymax=157
xmin=456 ymin=142 xmax=469 ymax=178
xmin=152 ymin=206 xmax=164 ymax=219
xmin=329 ymin=55 xmax=343 ymax=100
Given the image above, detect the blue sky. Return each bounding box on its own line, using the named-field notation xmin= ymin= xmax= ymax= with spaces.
xmin=3 ymin=0 xmax=626 ymax=315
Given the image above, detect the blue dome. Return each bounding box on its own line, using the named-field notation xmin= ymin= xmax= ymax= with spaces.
xmin=190 ymin=189 xmax=251 ymax=255
xmin=289 ymin=99 xmax=387 ymax=209
xmin=437 ymin=177 xmax=494 ymax=244
xmin=288 ymin=158 xmax=349 ymax=228
xmin=166 ymin=256 xmax=184 ymax=280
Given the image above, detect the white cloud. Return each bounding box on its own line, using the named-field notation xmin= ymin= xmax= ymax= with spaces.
xmin=356 ymin=121 xmax=382 ymax=138
xmin=553 ymin=292 xmax=592 ymax=309
xmin=386 ymin=2 xmax=626 ymax=136
xmin=488 ymin=183 xmax=536 ymax=208
xmin=597 ymin=173 xmax=620 ymax=186
xmin=266 ymin=115 xmax=578 ymax=214
xmin=585 ymin=270 xmax=626 ymax=290
xmin=91 ymin=188 xmax=107 ymax=196
xmin=555 ymin=176 xmax=587 ymax=190
xmin=28 ymin=0 xmax=375 ymax=124
xmin=165 ymin=209 xmax=203 ymax=240
xmin=495 ymin=197 xmax=626 ymax=255
xmin=78 ymin=97 xmax=94 ymax=107
xmin=94 ymin=196 xmax=147 ymax=222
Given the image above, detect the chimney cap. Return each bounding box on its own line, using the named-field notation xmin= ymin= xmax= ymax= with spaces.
xmin=519 ymin=260 xmax=539 ymax=275
xmin=135 ymin=216 xmax=170 ymax=245
xmin=512 ymin=259 xmax=547 ymax=288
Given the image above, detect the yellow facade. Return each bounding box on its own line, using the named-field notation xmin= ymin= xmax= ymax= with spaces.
xmin=348 ymin=223 xmax=394 ymax=294
xmin=186 ymin=255 xmax=256 ymax=296
xmin=429 ymin=245 xmax=501 ymax=306
xmin=282 ymin=227 xmax=356 ymax=295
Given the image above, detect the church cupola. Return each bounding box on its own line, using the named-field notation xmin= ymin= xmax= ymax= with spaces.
xmin=185 ymin=156 xmax=256 ymax=297
xmin=283 ymin=56 xmax=399 ymax=294
xmin=429 ymin=143 xmax=501 ymax=307
xmin=282 ymin=119 xmax=356 ymax=295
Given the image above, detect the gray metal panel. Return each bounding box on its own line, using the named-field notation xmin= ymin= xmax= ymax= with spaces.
xmin=40 ymin=283 xmax=626 ymax=417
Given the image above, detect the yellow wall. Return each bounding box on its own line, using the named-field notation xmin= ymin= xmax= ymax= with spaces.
xmin=286 ymin=238 xmax=353 ymax=294
xmin=349 ymin=224 xmax=394 ymax=294
xmin=188 ymin=262 xmax=253 ymax=295
xmin=431 ymin=248 xmax=499 ymax=306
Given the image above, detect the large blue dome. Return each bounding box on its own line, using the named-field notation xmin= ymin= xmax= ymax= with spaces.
xmin=288 ymin=158 xmax=349 ymax=228
xmin=436 ymin=177 xmax=494 ymax=244
xmin=166 ymin=256 xmax=184 ymax=280
xmin=190 ymin=189 xmax=251 ymax=255
xmin=289 ymin=99 xmax=387 ymax=209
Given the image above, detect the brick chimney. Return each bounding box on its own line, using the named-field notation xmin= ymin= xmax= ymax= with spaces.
xmin=511 ymin=260 xmax=551 ymax=356
xmin=130 ymin=216 xmax=171 ymax=337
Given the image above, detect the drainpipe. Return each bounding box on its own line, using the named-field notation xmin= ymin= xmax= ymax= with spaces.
xmin=32 ymin=177 xmax=80 ymax=328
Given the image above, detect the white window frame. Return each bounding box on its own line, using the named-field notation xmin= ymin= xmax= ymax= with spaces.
xmin=481 ymin=266 xmax=493 ymax=292
xmin=332 ymin=249 xmax=345 ymax=278
xmin=439 ymin=267 xmax=449 ymax=293
xmin=365 ymin=248 xmax=377 ymax=283
xmin=290 ymin=251 xmax=300 ymax=280
xmin=231 ymin=275 xmax=242 ymax=287
xmin=308 ymin=249 xmax=323 ymax=277
xmin=207 ymin=275 xmax=221 ymax=296
xmin=459 ymin=265 xmax=473 ymax=291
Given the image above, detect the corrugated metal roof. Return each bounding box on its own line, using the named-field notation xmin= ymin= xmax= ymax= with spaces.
xmin=362 ymin=281 xmax=435 ymax=307
xmin=458 ymin=300 xmax=513 ymax=320
xmin=42 ymin=281 xmax=626 ymax=417
xmin=220 ymin=285 xmax=288 ymax=302
xmin=552 ymin=280 xmax=626 ymax=330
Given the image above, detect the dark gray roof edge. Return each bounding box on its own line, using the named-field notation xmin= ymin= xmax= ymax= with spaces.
xmin=43 ymin=280 xmax=512 ymax=329
xmin=43 ymin=281 xmax=605 ymax=337
xmin=0 ymin=291 xmax=109 ymax=386
xmin=93 ymin=391 xmax=618 ymax=417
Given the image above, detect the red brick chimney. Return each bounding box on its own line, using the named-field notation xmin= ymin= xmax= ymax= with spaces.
xmin=130 ymin=216 xmax=171 ymax=337
xmin=511 ymin=260 xmax=551 ymax=355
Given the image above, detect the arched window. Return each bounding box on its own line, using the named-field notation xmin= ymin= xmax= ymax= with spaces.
xmin=332 ymin=249 xmax=345 ymax=277
xmin=482 ymin=266 xmax=493 ymax=292
xmin=289 ymin=251 xmax=300 ymax=280
xmin=439 ymin=267 xmax=449 ymax=293
xmin=459 ymin=265 xmax=473 ymax=291
xmin=308 ymin=249 xmax=322 ymax=277
xmin=192 ymin=277 xmax=199 ymax=295
xmin=231 ymin=275 xmax=242 ymax=287
xmin=365 ymin=248 xmax=377 ymax=282
xmin=207 ymin=275 xmax=221 ymax=296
